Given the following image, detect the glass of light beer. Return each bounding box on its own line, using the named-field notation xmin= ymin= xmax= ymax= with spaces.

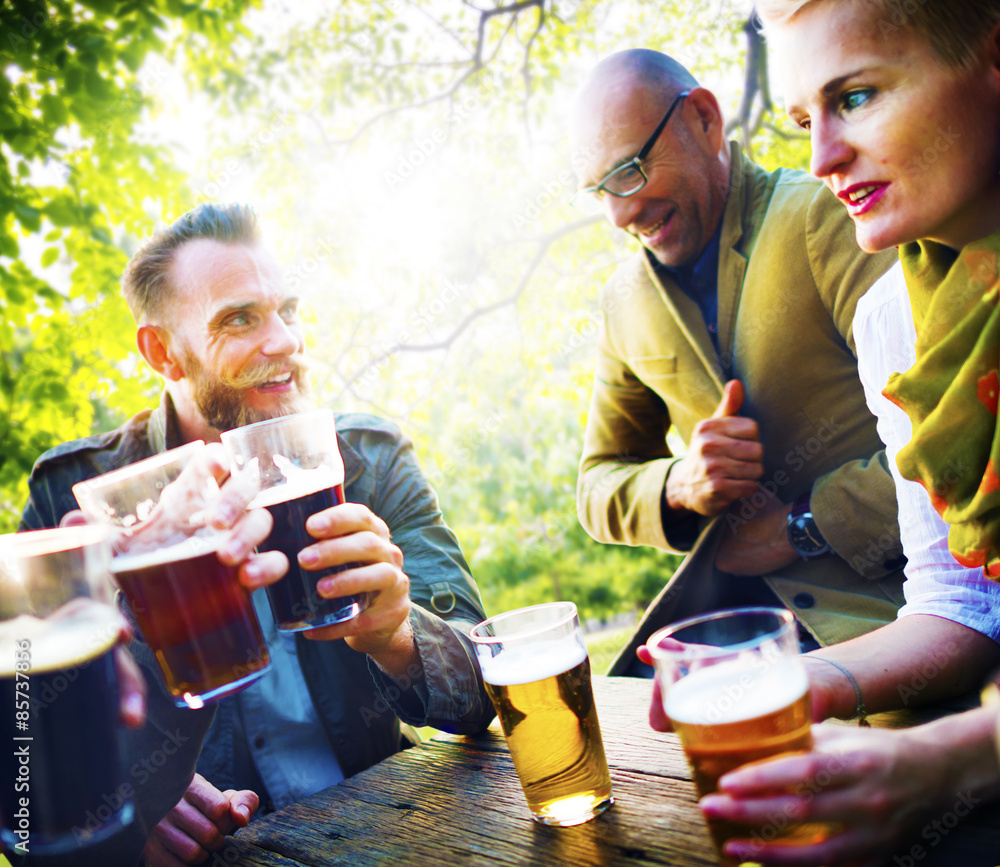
xmin=646 ymin=607 xmax=829 ymax=865
xmin=0 ymin=525 xmax=134 ymax=856
xmin=221 ymin=408 xmax=367 ymax=632
xmin=469 ymin=601 xmax=614 ymax=826
xmin=72 ymin=442 xmax=270 ymax=709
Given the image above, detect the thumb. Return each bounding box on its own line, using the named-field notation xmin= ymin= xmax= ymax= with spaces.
xmin=226 ymin=789 xmax=260 ymax=827
xmin=712 ymin=380 xmax=744 ymax=419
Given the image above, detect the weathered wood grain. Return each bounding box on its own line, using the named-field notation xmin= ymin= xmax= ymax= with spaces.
xmin=231 ymin=675 xmax=1000 ymax=867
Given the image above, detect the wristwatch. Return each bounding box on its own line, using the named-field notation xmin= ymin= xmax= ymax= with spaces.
xmin=787 ymin=492 xmax=831 ymax=559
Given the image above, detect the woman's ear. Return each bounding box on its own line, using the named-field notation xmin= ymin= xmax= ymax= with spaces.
xmin=137 ymin=324 xmax=185 ymax=381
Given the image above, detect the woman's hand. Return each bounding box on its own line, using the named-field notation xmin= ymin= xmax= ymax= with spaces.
xmin=698 ymin=716 xmax=991 ymax=866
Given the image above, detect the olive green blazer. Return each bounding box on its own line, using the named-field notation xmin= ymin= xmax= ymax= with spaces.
xmin=578 ymin=145 xmax=907 ymax=673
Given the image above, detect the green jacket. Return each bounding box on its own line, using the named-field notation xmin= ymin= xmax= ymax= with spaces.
xmin=579 ymin=145 xmax=907 ymax=673
xmin=20 ymin=395 xmax=492 ymax=863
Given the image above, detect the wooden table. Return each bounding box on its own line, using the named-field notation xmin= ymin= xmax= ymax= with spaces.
xmin=227 ymin=676 xmax=1000 ymax=867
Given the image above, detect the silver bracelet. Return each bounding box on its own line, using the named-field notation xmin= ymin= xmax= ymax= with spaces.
xmin=810 ymin=655 xmax=870 ymax=727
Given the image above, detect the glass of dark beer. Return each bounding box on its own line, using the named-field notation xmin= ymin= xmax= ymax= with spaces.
xmin=469 ymin=601 xmax=614 ymax=827
xmin=221 ymin=408 xmax=367 ymax=632
xmin=73 ymin=442 xmax=271 ymax=709
xmin=646 ymin=607 xmax=833 ymax=866
xmin=0 ymin=524 xmax=134 ymax=857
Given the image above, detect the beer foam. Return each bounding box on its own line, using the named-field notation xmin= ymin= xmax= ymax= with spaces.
xmin=110 ymin=534 xmax=219 ymax=573
xmin=0 ymin=602 xmax=121 ymax=676
xmin=479 ymin=639 xmax=588 ymax=686
xmin=248 ymin=466 xmax=342 ymax=509
xmin=663 ymin=658 xmax=808 ymax=726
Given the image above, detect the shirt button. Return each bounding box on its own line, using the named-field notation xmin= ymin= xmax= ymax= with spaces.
xmin=253 ymin=736 xmax=266 ymax=749
xmin=792 ymin=592 xmax=815 ymax=609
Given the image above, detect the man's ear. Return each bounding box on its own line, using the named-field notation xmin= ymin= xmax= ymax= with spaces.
xmin=137 ymin=324 xmax=185 ymax=381
xmin=988 ymin=19 xmax=1000 ymax=83
xmin=684 ymin=86 xmax=726 ymax=155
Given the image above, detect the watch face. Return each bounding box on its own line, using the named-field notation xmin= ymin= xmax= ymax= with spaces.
xmin=789 ymin=515 xmax=828 ymax=555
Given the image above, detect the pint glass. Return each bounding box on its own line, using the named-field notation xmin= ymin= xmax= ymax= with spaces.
xmin=0 ymin=525 xmax=134 ymax=856
xmin=221 ymin=409 xmax=367 ymax=632
xmin=469 ymin=601 xmax=613 ymax=826
xmin=646 ymin=607 xmax=829 ymax=864
xmin=73 ymin=442 xmax=270 ymax=709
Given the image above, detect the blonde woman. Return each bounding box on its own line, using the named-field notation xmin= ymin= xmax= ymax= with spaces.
xmin=692 ymin=2 xmax=1000 ymax=864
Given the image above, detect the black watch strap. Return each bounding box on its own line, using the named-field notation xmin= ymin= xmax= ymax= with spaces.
xmin=787 ymin=492 xmax=831 ymax=560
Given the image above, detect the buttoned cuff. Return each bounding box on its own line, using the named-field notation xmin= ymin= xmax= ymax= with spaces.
xmin=366 ymin=606 xmax=493 ymax=734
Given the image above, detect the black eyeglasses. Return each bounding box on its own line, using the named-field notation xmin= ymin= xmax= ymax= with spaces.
xmin=570 ymin=90 xmax=691 ymax=215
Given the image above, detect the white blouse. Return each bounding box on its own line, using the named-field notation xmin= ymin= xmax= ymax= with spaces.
xmin=854 ymin=261 xmax=1000 ymax=640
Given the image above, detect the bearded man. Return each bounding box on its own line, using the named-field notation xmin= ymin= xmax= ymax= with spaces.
xmin=20 ymin=203 xmax=492 ymax=866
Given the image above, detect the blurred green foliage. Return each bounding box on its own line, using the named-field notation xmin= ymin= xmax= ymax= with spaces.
xmin=0 ymin=0 xmax=258 ymax=523
xmin=0 ymin=1 xmax=809 ymax=635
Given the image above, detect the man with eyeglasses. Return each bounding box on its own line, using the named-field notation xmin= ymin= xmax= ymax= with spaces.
xmin=569 ymin=49 xmax=907 ymax=676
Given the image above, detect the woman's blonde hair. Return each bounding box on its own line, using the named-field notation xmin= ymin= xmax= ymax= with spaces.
xmin=755 ymin=0 xmax=1000 ymax=70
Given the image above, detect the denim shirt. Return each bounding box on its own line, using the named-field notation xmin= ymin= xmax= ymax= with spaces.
xmin=20 ymin=395 xmax=494 ymax=810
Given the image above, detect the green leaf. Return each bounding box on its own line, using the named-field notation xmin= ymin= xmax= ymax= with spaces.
xmin=40 ymin=247 xmax=59 ymax=267
xmin=44 ymin=200 xmax=77 ymax=228
xmin=4 ymin=283 xmax=26 ymax=305
xmin=64 ymin=66 xmax=83 ymax=94
xmin=84 ymin=70 xmax=112 ymax=101
xmin=120 ymin=42 xmax=147 ymax=73
xmin=90 ymin=227 xmax=113 ymax=245
xmin=0 ymin=236 xmax=18 ymax=258
xmin=13 ymin=203 xmax=40 ymax=232
xmin=39 ymin=94 xmax=69 ymax=127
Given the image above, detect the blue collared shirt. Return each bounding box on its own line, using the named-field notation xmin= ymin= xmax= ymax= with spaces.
xmin=235 ymin=591 xmax=345 ymax=812
xmin=656 ymin=224 xmax=723 ymax=355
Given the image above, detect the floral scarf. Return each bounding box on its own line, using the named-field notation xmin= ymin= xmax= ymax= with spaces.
xmin=883 ymin=237 xmax=1000 ymax=579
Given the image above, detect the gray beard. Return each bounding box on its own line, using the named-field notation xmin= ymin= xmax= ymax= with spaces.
xmin=196 ymin=384 xmax=314 ymax=431
xmin=184 ymin=355 xmax=314 ymax=433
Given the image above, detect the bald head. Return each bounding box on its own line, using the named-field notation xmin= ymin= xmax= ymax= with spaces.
xmin=570 ymin=49 xmax=704 ymax=163
xmin=569 ymin=50 xmax=731 ymax=268
xmin=577 ymin=49 xmax=699 ymax=113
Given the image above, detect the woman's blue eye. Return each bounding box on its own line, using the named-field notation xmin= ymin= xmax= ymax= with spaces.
xmin=842 ymin=89 xmax=873 ymax=111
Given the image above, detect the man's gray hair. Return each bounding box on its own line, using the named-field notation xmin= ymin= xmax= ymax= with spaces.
xmin=122 ymin=203 xmax=260 ymax=323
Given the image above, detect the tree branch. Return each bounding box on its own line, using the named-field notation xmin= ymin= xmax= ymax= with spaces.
xmin=521 ymin=1 xmax=545 ymax=141
xmin=333 ymin=0 xmax=547 ymax=149
xmin=336 ymin=215 xmax=598 ymax=394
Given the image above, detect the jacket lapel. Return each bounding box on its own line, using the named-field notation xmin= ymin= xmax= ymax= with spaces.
xmin=716 ymin=143 xmax=753 ymax=377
